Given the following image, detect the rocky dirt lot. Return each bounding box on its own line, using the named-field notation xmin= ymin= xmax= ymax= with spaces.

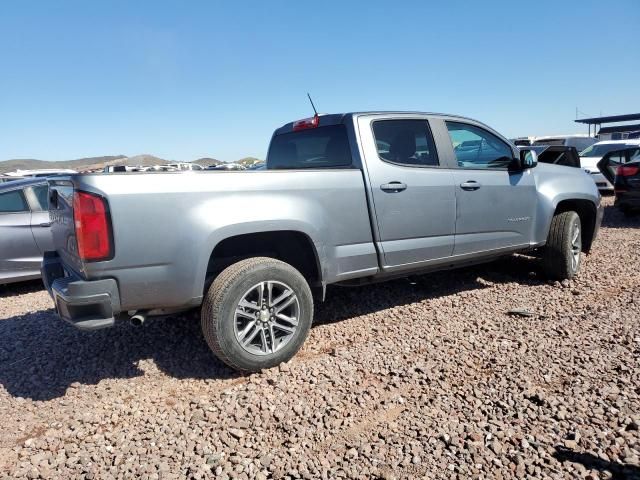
xmin=0 ymin=197 xmax=639 ymax=480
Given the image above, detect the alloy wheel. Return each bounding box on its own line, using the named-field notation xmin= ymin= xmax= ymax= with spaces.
xmin=570 ymin=220 xmax=582 ymax=272
xmin=233 ymin=281 xmax=300 ymax=356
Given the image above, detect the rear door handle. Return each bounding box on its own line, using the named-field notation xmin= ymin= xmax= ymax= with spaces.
xmin=460 ymin=181 xmax=481 ymax=191
xmin=380 ymin=182 xmax=407 ymax=193
xmin=39 ymin=222 xmax=51 ymax=228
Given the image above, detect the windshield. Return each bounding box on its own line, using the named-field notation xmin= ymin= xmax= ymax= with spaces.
xmin=580 ymin=143 xmax=634 ymax=157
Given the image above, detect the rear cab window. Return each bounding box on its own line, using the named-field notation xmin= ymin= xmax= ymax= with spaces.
xmin=267 ymin=125 xmax=352 ymax=169
xmin=26 ymin=184 xmax=49 ymax=211
xmin=0 ymin=189 xmax=29 ymax=213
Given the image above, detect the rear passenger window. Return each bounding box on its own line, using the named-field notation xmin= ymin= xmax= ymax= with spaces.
xmin=267 ymin=125 xmax=352 ymax=169
xmin=0 ymin=190 xmax=29 ymax=213
xmin=28 ymin=185 xmax=49 ymax=211
xmin=372 ymin=120 xmax=439 ymax=167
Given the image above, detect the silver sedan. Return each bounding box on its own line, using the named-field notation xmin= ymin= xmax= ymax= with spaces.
xmin=0 ymin=178 xmax=53 ymax=284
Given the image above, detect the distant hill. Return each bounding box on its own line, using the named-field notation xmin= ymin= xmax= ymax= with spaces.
xmin=121 ymin=155 xmax=170 ymax=167
xmin=0 ymin=154 xmax=263 ymax=174
xmin=193 ymin=157 xmax=223 ymax=168
xmin=0 ymin=156 xmax=127 ymax=174
xmin=236 ymin=157 xmax=263 ymax=167
xmin=0 ymin=154 xmax=170 ymax=174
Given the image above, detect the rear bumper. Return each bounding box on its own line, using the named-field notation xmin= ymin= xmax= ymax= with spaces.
xmin=615 ymin=191 xmax=640 ymax=210
xmin=41 ymin=252 xmax=121 ymax=331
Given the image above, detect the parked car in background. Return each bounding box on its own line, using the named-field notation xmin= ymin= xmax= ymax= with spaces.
xmin=525 ymin=145 xmax=581 ymax=168
xmin=44 ymin=111 xmax=602 ymax=372
xmin=208 ymin=163 xmax=245 ymax=171
xmin=166 ymin=162 xmax=205 ymax=171
xmin=580 ymin=140 xmax=640 ymax=191
xmin=0 ymin=178 xmax=53 ymax=284
xmin=597 ymin=147 xmax=640 ymax=215
xmin=4 ymin=168 xmax=77 ymax=178
xmin=532 ymin=135 xmax=596 ymax=152
xmin=140 ymin=165 xmax=179 ymax=172
xmin=511 ymin=137 xmax=532 ymax=146
xmin=104 ymin=166 xmax=139 ymax=173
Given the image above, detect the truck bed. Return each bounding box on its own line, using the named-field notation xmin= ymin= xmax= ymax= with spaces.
xmin=49 ymin=170 xmax=379 ymax=313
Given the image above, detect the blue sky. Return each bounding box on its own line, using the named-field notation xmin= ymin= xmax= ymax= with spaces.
xmin=1 ymin=0 xmax=638 ymax=162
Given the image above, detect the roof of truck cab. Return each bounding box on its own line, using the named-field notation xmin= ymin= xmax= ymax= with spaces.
xmin=273 ymin=111 xmax=484 ymax=135
xmin=0 ymin=176 xmax=48 ymax=192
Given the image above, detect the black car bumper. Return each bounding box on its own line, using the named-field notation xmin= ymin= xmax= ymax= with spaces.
xmin=41 ymin=252 xmax=121 ymax=331
xmin=615 ymin=191 xmax=640 ymax=211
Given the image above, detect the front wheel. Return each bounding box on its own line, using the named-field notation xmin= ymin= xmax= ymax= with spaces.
xmin=201 ymin=257 xmax=313 ymax=372
xmin=542 ymin=211 xmax=582 ymax=280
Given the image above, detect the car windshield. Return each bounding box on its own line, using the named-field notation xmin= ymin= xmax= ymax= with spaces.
xmin=580 ymin=143 xmax=634 ymax=157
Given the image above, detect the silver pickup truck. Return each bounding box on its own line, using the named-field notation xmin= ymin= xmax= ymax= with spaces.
xmin=43 ymin=112 xmax=603 ymax=371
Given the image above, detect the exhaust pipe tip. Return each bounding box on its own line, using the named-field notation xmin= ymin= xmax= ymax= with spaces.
xmin=130 ymin=314 xmax=146 ymax=327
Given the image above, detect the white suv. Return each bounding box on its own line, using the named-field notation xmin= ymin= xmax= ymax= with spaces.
xmin=580 ymin=140 xmax=640 ymax=191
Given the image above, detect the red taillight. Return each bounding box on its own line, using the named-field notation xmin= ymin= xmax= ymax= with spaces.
xmin=73 ymin=191 xmax=112 ymax=261
xmin=616 ymin=165 xmax=639 ymax=177
xmin=292 ymin=114 xmax=319 ymax=131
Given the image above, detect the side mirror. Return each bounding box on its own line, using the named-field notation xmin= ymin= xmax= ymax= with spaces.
xmin=518 ymin=148 xmax=538 ymax=169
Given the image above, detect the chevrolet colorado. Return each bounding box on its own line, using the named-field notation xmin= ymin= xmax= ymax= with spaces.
xmin=43 ymin=112 xmax=603 ymax=371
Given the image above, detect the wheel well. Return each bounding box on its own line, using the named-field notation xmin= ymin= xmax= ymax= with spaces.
xmin=205 ymin=231 xmax=321 ymax=291
xmin=554 ymin=199 xmax=597 ymax=253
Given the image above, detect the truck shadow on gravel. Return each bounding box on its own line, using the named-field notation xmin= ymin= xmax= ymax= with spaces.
xmin=0 ymin=307 xmax=243 ymax=401
xmin=0 ymin=255 xmax=547 ymax=401
xmin=0 ymin=279 xmax=46 ymax=298
xmin=553 ymin=447 xmax=640 ymax=479
xmin=602 ymin=204 xmax=640 ymax=229
xmin=315 ymin=254 xmax=544 ymax=326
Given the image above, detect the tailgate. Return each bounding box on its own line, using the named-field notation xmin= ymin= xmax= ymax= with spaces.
xmin=48 ymin=178 xmax=84 ymax=275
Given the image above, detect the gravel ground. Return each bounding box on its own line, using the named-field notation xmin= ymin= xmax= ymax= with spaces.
xmin=0 ymin=196 xmax=639 ymax=480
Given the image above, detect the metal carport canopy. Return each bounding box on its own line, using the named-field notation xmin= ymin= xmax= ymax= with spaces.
xmin=575 ymin=113 xmax=640 ymax=124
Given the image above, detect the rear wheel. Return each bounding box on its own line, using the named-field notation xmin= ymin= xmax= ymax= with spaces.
xmin=542 ymin=211 xmax=582 ymax=280
xmin=201 ymin=257 xmax=313 ymax=372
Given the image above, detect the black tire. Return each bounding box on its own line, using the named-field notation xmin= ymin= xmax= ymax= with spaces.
xmin=201 ymin=257 xmax=313 ymax=372
xmin=542 ymin=211 xmax=582 ymax=280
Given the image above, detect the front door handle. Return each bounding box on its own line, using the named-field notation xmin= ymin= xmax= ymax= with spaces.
xmin=380 ymin=182 xmax=407 ymax=193
xmin=460 ymin=181 xmax=481 ymax=191
xmin=39 ymin=222 xmax=51 ymax=228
